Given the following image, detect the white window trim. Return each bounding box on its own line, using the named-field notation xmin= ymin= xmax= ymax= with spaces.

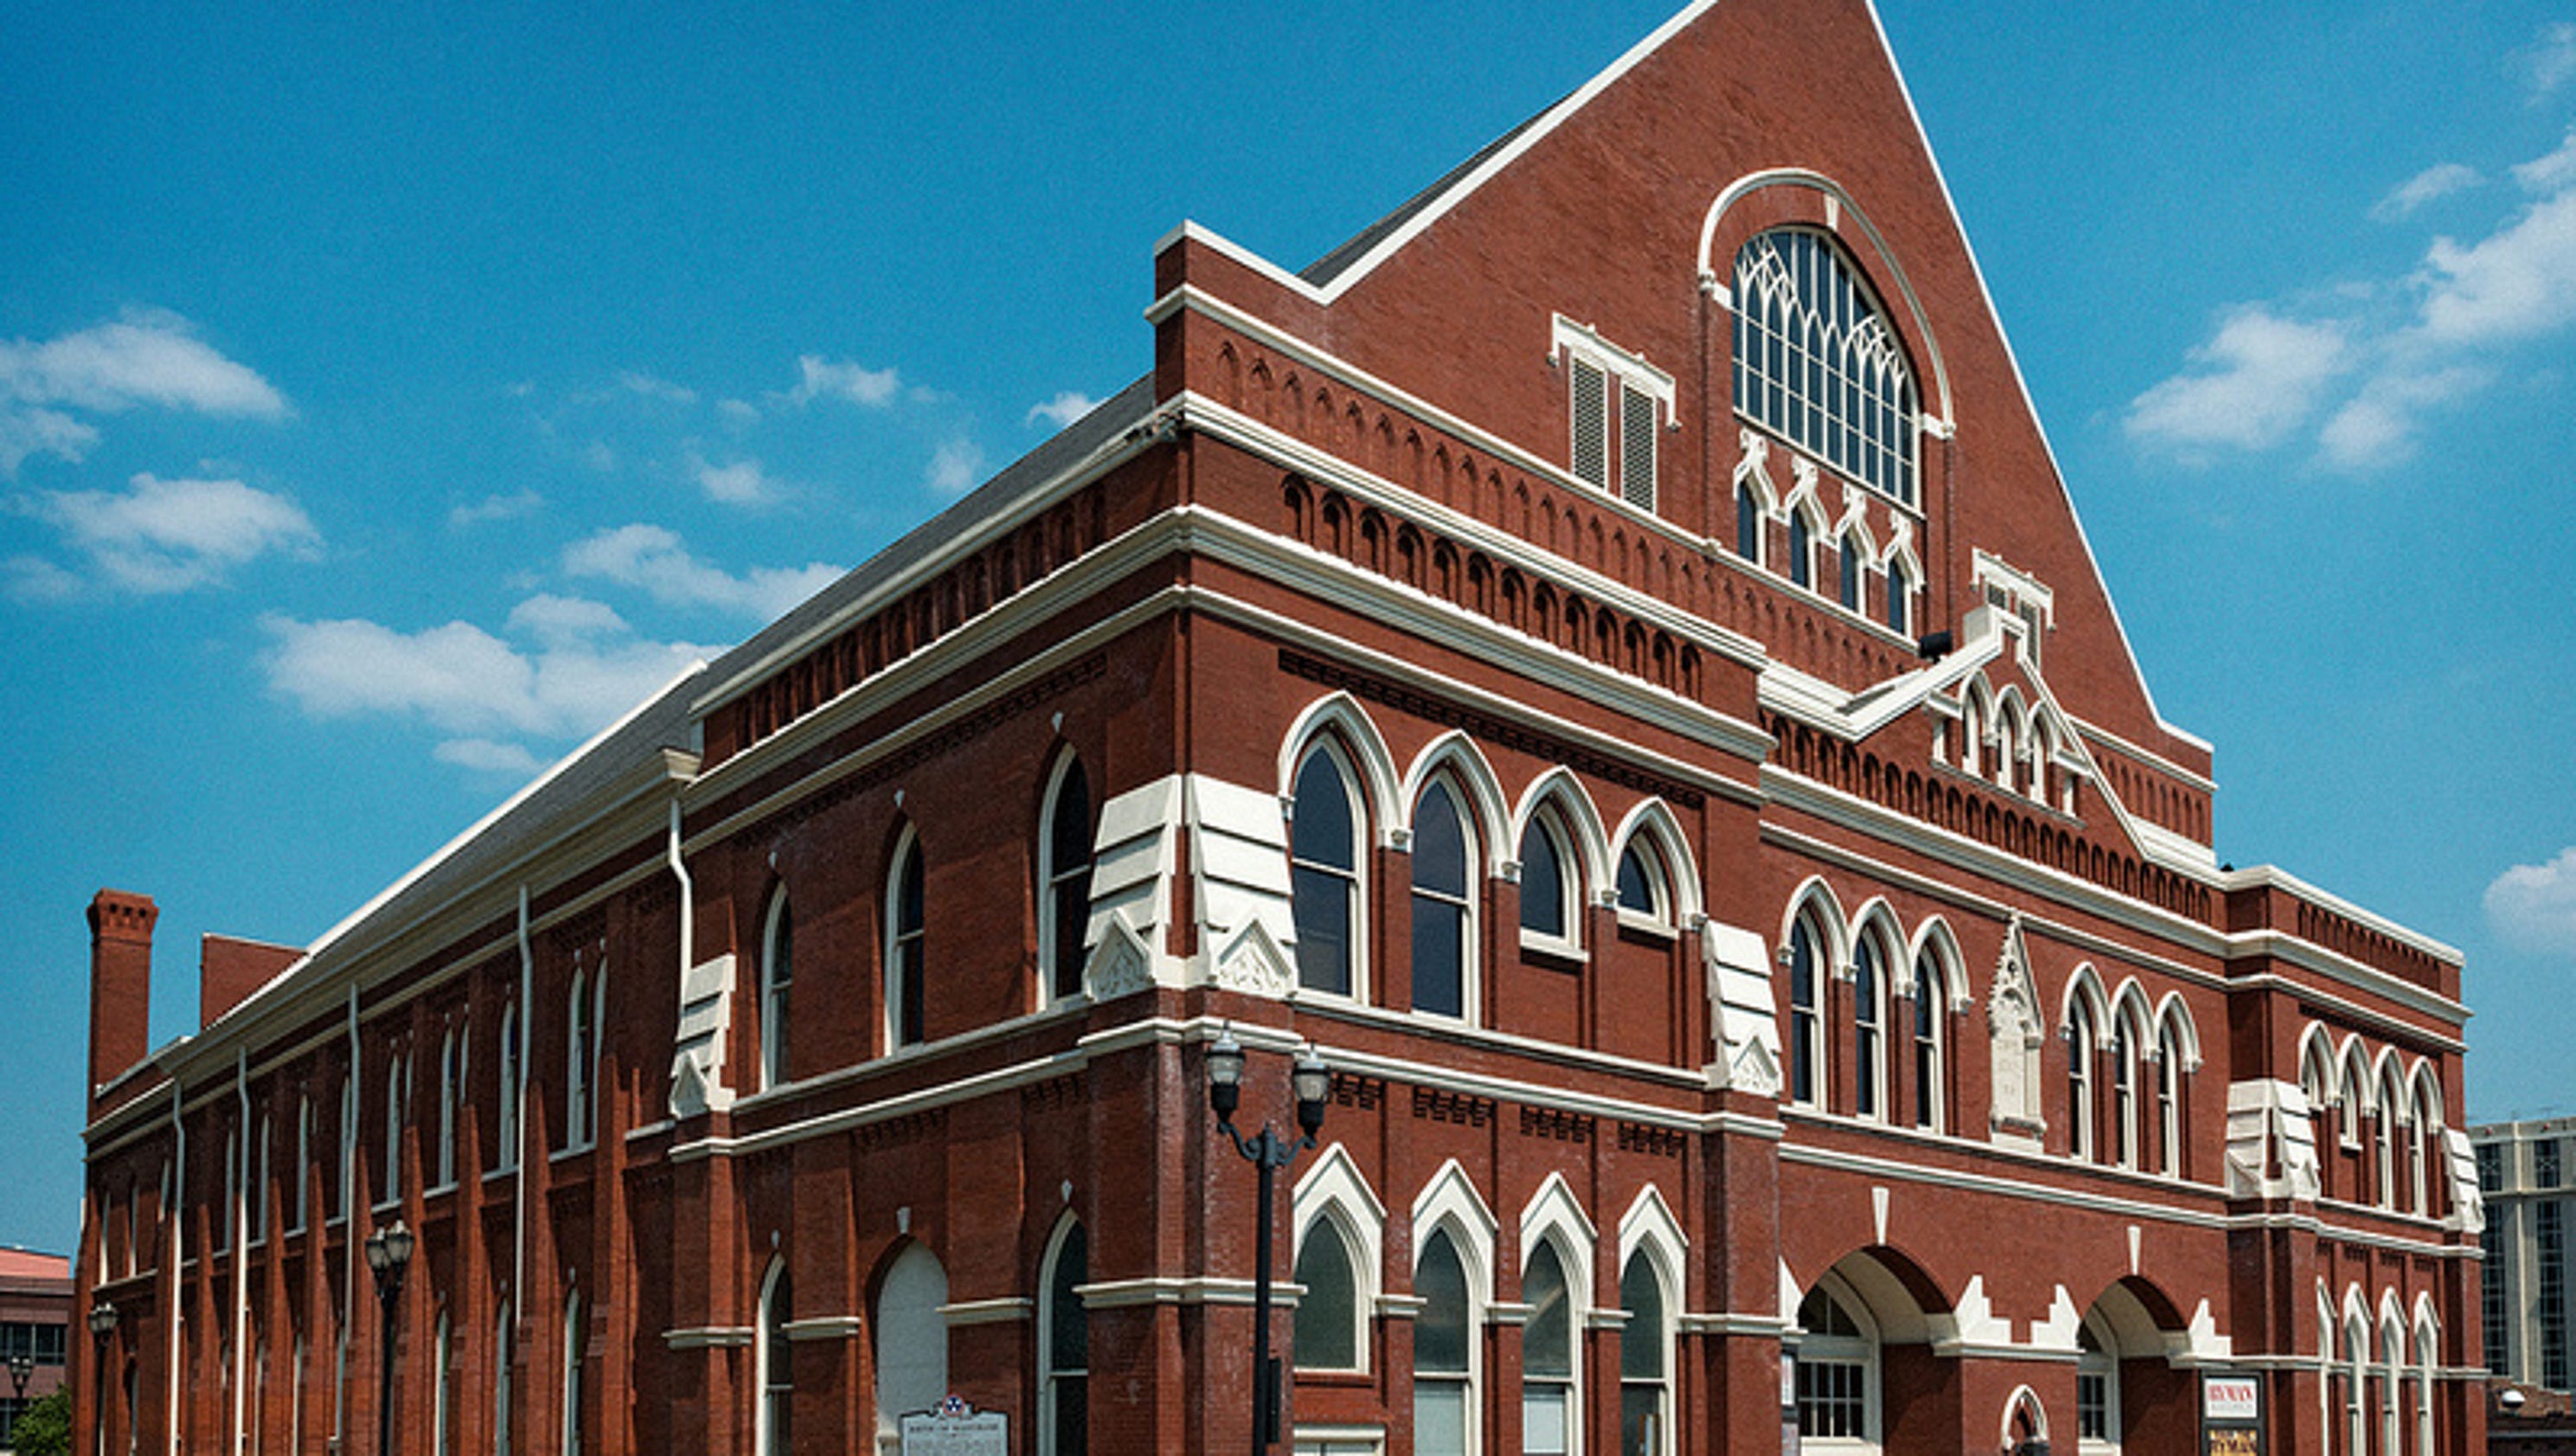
xmin=1037 ymin=754 xmax=1094 ymax=1010
xmin=1287 ymin=734 xmax=1375 ymax=1005
xmin=1293 ymin=1145 xmax=1387 ymax=1376
xmin=760 ymin=892 xmax=792 ymax=1092
xmin=886 ymin=827 xmax=926 ymax=1051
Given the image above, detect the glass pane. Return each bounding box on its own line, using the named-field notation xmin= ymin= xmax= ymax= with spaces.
xmin=1523 ymin=1385 xmax=1569 ymax=1454
xmin=1415 ymin=1232 xmax=1470 ymax=1373
xmin=1052 ymin=1376 xmax=1087 ymax=1456
xmin=1412 ymin=898 xmax=1464 ymax=1017
xmin=1291 ymin=867 xmax=1352 ymax=995
xmin=1293 ymin=754 xmax=1355 ymax=872
xmin=1415 ymin=1381 xmax=1467 ymax=1456
xmin=1523 ymin=1244 xmax=1571 ymax=1378
xmin=1292 ymin=1228 xmax=1358 ymax=1369
xmin=1051 ymin=761 xmax=1092 ymax=868
xmin=1619 ymin=1255 xmax=1664 ymax=1380
xmin=1049 ymin=1225 xmax=1088 ymax=1371
xmin=1621 ymin=1385 xmax=1664 ymax=1456
xmin=1617 ymin=845 xmax=1656 ymax=914
xmin=1520 ymin=822 xmax=1565 ymax=937
xmin=1413 ymin=786 xmax=1468 ymax=898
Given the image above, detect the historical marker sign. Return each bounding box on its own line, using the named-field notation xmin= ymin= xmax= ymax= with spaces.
xmin=901 ymin=1395 xmax=1009 ymax=1456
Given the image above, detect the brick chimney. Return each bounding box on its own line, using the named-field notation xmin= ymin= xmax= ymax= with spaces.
xmin=201 ymin=933 xmax=303 ymax=1029
xmin=87 ymin=890 xmax=157 ymax=1113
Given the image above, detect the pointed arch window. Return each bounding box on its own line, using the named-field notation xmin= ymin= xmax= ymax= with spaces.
xmin=251 ymin=1114 xmax=271 ymax=1245
xmin=565 ymin=969 xmax=598 ymax=1151
xmin=1041 ymin=757 xmax=1095 ymax=1004
xmin=1291 ymin=747 xmax=1364 ymax=997
xmin=1522 ymin=1240 xmax=1578 ymax=1454
xmin=2156 ymin=1020 xmax=2184 ymax=1177
xmin=888 ymin=831 xmax=927 ymax=1049
xmin=382 ymin=1052 xmax=407 ymax=1204
xmin=493 ymin=1300 xmax=515 ymax=1456
xmin=1410 ymin=781 xmax=1476 ymax=1020
xmin=1616 ymin=838 xmax=1671 ymax=928
xmin=1293 ymin=1215 xmax=1362 ymax=1372
xmin=2111 ymin=1016 xmax=2140 ymax=1169
xmin=2067 ymin=1002 xmax=2098 ymax=1163
xmin=1618 ymin=1251 xmax=1670 ymax=1456
xmin=1736 ymin=484 xmax=1763 ymax=562
xmin=1838 ymin=534 xmax=1863 ymax=613
xmin=1414 ymin=1228 xmax=1476 ymax=1456
xmin=875 ymin=1244 xmax=950 ymax=1447
xmin=1732 ymin=228 xmax=1920 ymax=506
xmin=433 ymin=1312 xmax=455 ymax=1456
xmin=435 ymin=1029 xmax=460 ymax=1190
xmin=1041 ymin=1222 xmax=1089 ymax=1456
xmin=1518 ymin=808 xmax=1577 ymax=949
xmin=1789 ymin=511 xmax=1815 ymax=590
xmin=2077 ymin=1315 xmax=2119 ymax=1453
xmin=1788 ymin=914 xmax=1824 ymax=1108
xmin=1853 ymin=933 xmax=1887 ymax=1120
xmin=758 ymin=1263 xmax=792 ymax=1456
xmin=1885 ymin=561 xmax=1912 ymax=636
xmin=1911 ymin=948 xmax=1945 ymax=1132
xmin=291 ymin=1096 xmax=310 ymax=1235
xmin=495 ymin=1001 xmax=521 ymax=1174
xmin=760 ymin=893 xmax=793 ymax=1091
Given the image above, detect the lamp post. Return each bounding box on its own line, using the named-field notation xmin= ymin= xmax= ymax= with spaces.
xmin=86 ymin=1301 xmax=117 ymax=1456
xmin=1204 ymin=1026 xmax=1330 ymax=1456
xmin=8 ymin=1351 xmax=31 ymax=1450
xmin=364 ymin=1221 xmax=414 ymax=1456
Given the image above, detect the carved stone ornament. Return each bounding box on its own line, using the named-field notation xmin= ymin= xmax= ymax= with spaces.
xmin=1211 ymin=918 xmax=1297 ymax=999
xmin=1083 ymin=919 xmax=1158 ymax=1002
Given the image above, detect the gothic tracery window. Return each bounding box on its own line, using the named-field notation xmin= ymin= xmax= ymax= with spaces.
xmin=1733 ymin=228 xmax=1920 ymax=506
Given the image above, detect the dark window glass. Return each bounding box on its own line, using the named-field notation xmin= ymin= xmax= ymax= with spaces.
xmin=762 ymin=1273 xmax=792 ymax=1456
xmin=1048 ymin=760 xmax=1094 ymax=1002
xmin=1617 ymin=843 xmax=1660 ymax=917
xmin=1619 ymin=1254 xmax=1663 ymax=1380
xmin=1520 ymin=818 xmax=1567 ymax=939
xmin=1854 ymin=938 xmax=1882 ymax=1119
xmin=1523 ymin=1243 xmax=1572 ymax=1379
xmin=1790 ymin=919 xmax=1820 ymax=1105
xmin=1736 ymin=487 xmax=1760 ymax=561
xmin=1047 ymin=1223 xmax=1088 ymax=1456
xmin=1291 ymin=753 xmax=1358 ymax=996
xmin=893 ymin=841 xmax=926 ymax=1046
xmin=1790 ymin=514 xmax=1812 ymax=588
xmin=764 ymin=900 xmax=792 ymax=1088
xmin=1415 ymin=1231 xmax=1470 ymax=1374
xmin=1292 ymin=1223 xmax=1358 ymax=1370
xmin=1912 ymin=952 xmax=1941 ymax=1131
xmin=1411 ymin=785 xmax=1470 ymax=1017
xmin=1886 ymin=568 xmax=1909 ymax=635
xmin=1839 ymin=536 xmax=1861 ymax=610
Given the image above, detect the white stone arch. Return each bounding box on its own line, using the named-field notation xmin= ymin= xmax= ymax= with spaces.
xmin=1412 ymin=1160 xmax=1499 ymax=1292
xmin=2412 ymin=1297 xmax=2440 ymax=1456
xmin=1614 ymin=1186 xmax=1685 ymax=1456
xmin=1959 ymin=676 xmax=1994 ymax=777
xmin=1511 ymin=766 xmax=1614 ymax=904
xmin=1036 ymin=1208 xmax=1091 ymax=1449
xmin=1616 ymin=1185 xmax=1688 ymax=1309
xmin=1906 ymin=917 xmax=1972 ymax=1012
xmin=2297 ymin=1023 xmax=2342 ymax=1110
xmin=1695 ymin=169 xmax=1956 ymax=425
xmin=2150 ymin=993 xmax=2203 ymax=1072
xmin=2409 ymin=1058 xmax=2445 ymax=1132
xmin=1731 ymin=430 xmax=1783 ymax=515
xmin=1784 ymin=487 xmax=1832 ymax=588
xmin=1292 ymin=1143 xmax=1386 ymax=1373
xmin=1519 ymin=1173 xmax=1599 ymax=1311
xmin=1279 ymin=692 xmax=1403 ymax=846
xmin=2060 ymin=964 xmax=2113 ymax=1046
xmin=2337 ymin=1036 xmax=2376 ymax=1116
xmin=1400 ymin=731 xmax=1515 ymax=876
xmin=2000 ymin=1385 xmax=2052 ymax=1453
xmin=1608 ymin=797 xmax=1701 ymax=926
xmin=1845 ymin=898 xmax=1906 ymax=980
xmin=1993 ymin=689 xmax=2032 ymax=791
xmin=2107 ymin=978 xmax=2154 ymax=1055
xmin=1779 ymin=877 xmax=1853 ymax=971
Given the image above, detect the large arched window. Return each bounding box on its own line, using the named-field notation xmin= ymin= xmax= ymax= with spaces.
xmin=383 ymin=1052 xmax=406 ymax=1204
xmin=1414 ymin=1228 xmax=1476 ymax=1456
xmin=875 ymin=1243 xmax=949 ymax=1446
xmin=1518 ymin=806 xmax=1578 ymax=951
xmin=1410 ymin=780 xmax=1476 ymax=1020
xmin=1522 ymin=1239 xmax=1580 ymax=1454
xmin=1838 ymin=533 xmax=1863 ymax=613
xmin=888 ymin=831 xmax=927 ymax=1049
xmin=1291 ymin=746 xmax=1364 ymax=997
xmin=1618 ymin=1250 xmax=1671 ymax=1456
xmin=1794 ymin=1277 xmax=1879 ymax=1445
xmin=1885 ymin=561 xmax=1913 ymax=636
xmin=2067 ymin=1001 xmax=2099 ymax=1163
xmin=2111 ymin=1015 xmax=2140 ymax=1169
xmin=1293 ymin=1216 xmax=1362 ymax=1372
xmin=1732 ymin=228 xmax=1920 ymax=505
xmin=1041 ymin=1222 xmax=1089 ymax=1456
xmin=760 ymin=892 xmax=793 ymax=1090
xmin=1041 ymin=755 xmax=1095 ymax=1004
xmin=2156 ymin=1019 xmax=2185 ymax=1178
xmin=1852 ymin=933 xmax=1888 ymax=1121
xmin=1615 ymin=837 xmax=1672 ymax=928
xmin=1910 ymin=946 xmax=1945 ymax=1132
xmin=758 ymin=1262 xmax=792 ymax=1456
xmin=1788 ymin=914 xmax=1825 ymax=1108
xmin=2376 ymin=1068 xmax=2402 ymax=1209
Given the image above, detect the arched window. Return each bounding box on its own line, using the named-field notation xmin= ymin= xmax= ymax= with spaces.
xmin=1518 ymin=808 xmax=1576 ymax=948
xmin=565 ymin=972 xmax=593 ymax=1151
xmin=1789 ymin=510 xmax=1815 ymax=590
xmin=1041 ymin=1222 xmax=1089 ymax=1456
xmin=2344 ymin=1310 xmax=2369 ymax=1456
xmin=435 ymin=1030 xmax=459 ymax=1189
xmin=888 ymin=831 xmax=927 ymax=1049
xmin=1522 ymin=1239 xmax=1579 ymax=1453
xmin=292 ymin=1096 xmax=310 ymax=1235
xmin=1618 ymin=1250 xmax=1671 ymax=1456
xmin=2156 ymin=1021 xmax=2184 ymax=1177
xmin=875 ymin=1244 xmax=949 ymax=1446
xmin=758 ymin=1262 xmax=792 ymax=1456
xmin=1414 ymin=1228 xmax=1476 ymax=1456
xmin=1794 ymin=1278 xmax=1878 ymax=1444
xmin=2375 ymin=1070 xmax=2401 ymax=1209
xmin=1041 ymin=756 xmax=1095 ymax=1004
xmin=1410 ymin=781 xmax=1476 ymax=1020
xmin=2067 ymin=1002 xmax=2098 ymax=1163
xmin=1911 ymin=948 xmax=1945 ymax=1132
xmin=2380 ymin=1318 xmax=2403 ymax=1456
xmin=1736 ymin=484 xmax=1763 ymax=562
xmin=1732 ymin=228 xmax=1921 ymax=505
xmin=433 ymin=1312 xmax=454 ymax=1456
xmin=760 ymin=892 xmax=793 ymax=1090
xmin=1616 ymin=839 xmax=1671 ymax=927
xmin=1853 ymin=933 xmax=1887 ymax=1120
xmin=2078 ymin=1313 xmax=2119 ymax=1454
xmin=1838 ymin=533 xmax=1862 ymax=613
xmin=1293 ymin=1216 xmax=1362 ymax=1372
xmin=1291 ymin=747 xmax=1364 ymax=997
xmin=2414 ymin=1318 xmax=2438 ymax=1456
xmin=1789 ymin=914 xmax=1824 ymax=1109
xmin=495 ymin=1002 xmax=520 ymax=1174
xmin=562 ymin=1290 xmax=586 ymax=1456
xmin=1885 ymin=561 xmax=1912 ymax=636
xmin=2111 ymin=1016 xmax=2139 ymax=1169
xmin=493 ymin=1300 xmax=514 ymax=1456
xmin=252 ymin=1114 xmax=271 ymax=1245
xmin=383 ymin=1052 xmax=406 ymax=1204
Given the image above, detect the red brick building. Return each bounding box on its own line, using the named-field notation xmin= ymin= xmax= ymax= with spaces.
xmin=1 ymin=1248 xmax=72 ymax=1450
xmin=75 ymin=3 xmax=2480 ymax=1454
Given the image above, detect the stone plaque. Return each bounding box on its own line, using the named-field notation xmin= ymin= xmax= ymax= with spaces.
xmin=901 ymin=1396 xmax=1009 ymax=1456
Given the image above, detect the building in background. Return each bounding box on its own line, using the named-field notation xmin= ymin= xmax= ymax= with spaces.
xmin=74 ymin=3 xmax=2482 ymax=1453
xmin=0 ymin=1248 xmax=72 ymax=1450
xmin=2477 ymin=1119 xmax=2576 ymax=1393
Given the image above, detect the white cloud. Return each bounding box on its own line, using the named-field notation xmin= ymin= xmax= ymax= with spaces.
xmin=562 ymin=523 xmax=843 ymax=619
xmin=2486 ymin=847 xmax=2576 ymax=957
xmin=926 ymin=437 xmax=985 ymax=495
xmin=617 ymin=370 xmax=697 ymax=405
xmin=433 ymin=738 xmax=546 ymax=777
xmin=261 ymin=600 xmax=717 ymax=754
xmin=0 ymin=312 xmax=287 ymax=472
xmin=719 ymin=399 xmax=760 ymax=427
xmin=449 ymin=490 xmax=544 ymax=527
xmin=1027 ymin=391 xmax=1099 ymax=429
xmin=2413 ymin=189 xmax=2576 ymax=347
xmin=692 ymin=454 xmax=779 ymax=506
xmin=2371 ymin=163 xmax=2483 ymax=221
xmin=2124 ymin=309 xmax=2349 ymax=454
xmin=2316 ymin=366 xmax=2489 ymax=468
xmin=2521 ymin=22 xmax=2576 ymax=99
xmin=786 ymin=355 xmax=903 ymax=407
xmin=2514 ymin=131 xmax=2576 ymax=193
xmin=12 ymin=472 xmax=321 ymax=594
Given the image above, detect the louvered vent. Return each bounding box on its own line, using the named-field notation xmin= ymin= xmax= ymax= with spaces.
xmin=1570 ymin=358 xmax=1609 ymax=488
xmin=1620 ymin=382 xmax=1656 ymax=510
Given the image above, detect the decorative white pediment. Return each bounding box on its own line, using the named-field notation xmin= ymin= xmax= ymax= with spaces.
xmin=1701 ymin=920 xmax=1782 ymax=1097
xmin=1209 ymin=918 xmax=1295 ymax=998
xmin=667 ymin=952 xmax=736 ymax=1119
xmin=1083 ymin=918 xmax=1165 ymax=1003
xmin=2225 ymin=1078 xmax=2320 ymax=1202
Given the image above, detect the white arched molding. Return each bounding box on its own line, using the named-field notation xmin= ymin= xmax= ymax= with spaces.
xmin=2108 ymin=978 xmax=2154 ymax=1051
xmin=2151 ymin=992 xmax=2204 ymax=1073
xmin=1412 ymin=1160 xmax=1499 ymax=1296
xmin=2060 ymin=964 xmax=2113 ymax=1047
xmin=1778 ymin=877 xmax=1852 ymax=971
xmin=1610 ymin=798 xmax=1702 ymax=927
xmin=1519 ymin=1173 xmax=1599 ymax=1310
xmin=2297 ymin=1024 xmax=2341 ymax=1108
xmin=2000 ymin=1384 xmax=2052 ymax=1454
xmin=1693 ymin=168 xmax=1955 ymax=428
xmin=1278 ymin=692 xmax=1404 ymax=849
xmin=2409 ymin=1058 xmax=2445 ymax=1134
xmin=1906 ymin=918 xmax=1973 ymax=1012
xmin=1292 ymin=1144 xmax=1387 ymax=1345
xmin=1617 ymin=1186 xmax=1688 ymax=1321
xmin=1732 ymin=428 xmax=1783 ymax=516
xmin=1400 ymin=732 xmax=1515 ymax=875
xmin=1511 ymin=769 xmax=1613 ymax=895
xmin=754 ymin=1255 xmax=791 ymax=1456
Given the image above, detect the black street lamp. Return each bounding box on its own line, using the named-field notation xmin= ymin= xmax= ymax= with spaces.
xmin=364 ymin=1221 xmax=415 ymax=1456
xmin=1204 ymin=1026 xmax=1330 ymax=1456
xmin=86 ymin=1301 xmax=117 ymax=1456
xmin=8 ymin=1351 xmax=31 ymax=1450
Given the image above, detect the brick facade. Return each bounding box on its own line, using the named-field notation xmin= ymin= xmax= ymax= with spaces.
xmin=76 ymin=3 xmax=2478 ymax=1455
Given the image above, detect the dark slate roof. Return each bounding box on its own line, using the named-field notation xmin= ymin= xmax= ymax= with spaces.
xmin=1298 ymin=98 xmax=1561 ymax=287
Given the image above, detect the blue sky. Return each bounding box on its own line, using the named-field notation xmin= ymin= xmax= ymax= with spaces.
xmin=5 ymin=1 xmax=2573 ymax=1256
